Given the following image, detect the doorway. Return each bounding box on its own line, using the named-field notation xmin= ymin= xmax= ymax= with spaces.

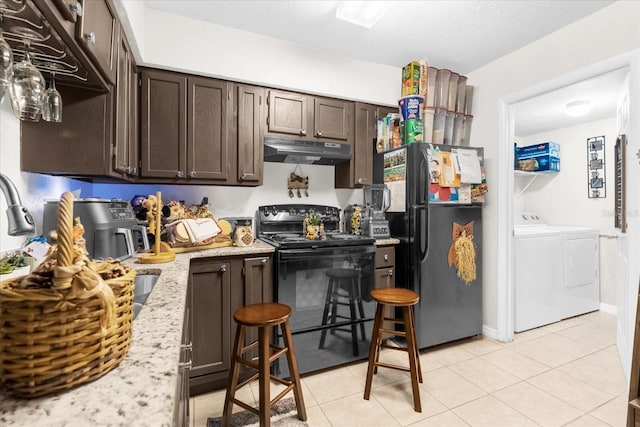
xmin=496 ymin=52 xmax=638 ymax=379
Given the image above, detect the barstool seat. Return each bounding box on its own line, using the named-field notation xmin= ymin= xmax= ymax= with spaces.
xmin=223 ymin=303 xmax=306 ymax=427
xmin=364 ymin=287 xmax=423 ymax=412
xmin=319 ymin=268 xmax=366 ymax=356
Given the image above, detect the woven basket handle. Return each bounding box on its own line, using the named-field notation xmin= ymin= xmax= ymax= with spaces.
xmin=56 ymin=192 xmax=74 ymax=268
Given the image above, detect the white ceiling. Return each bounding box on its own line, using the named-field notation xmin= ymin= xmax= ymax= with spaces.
xmin=143 ymin=0 xmax=622 ymax=136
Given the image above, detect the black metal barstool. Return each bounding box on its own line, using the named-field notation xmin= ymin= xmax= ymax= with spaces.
xmin=319 ymin=268 xmax=366 ymax=356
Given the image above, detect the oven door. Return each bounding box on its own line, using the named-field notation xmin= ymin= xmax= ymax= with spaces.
xmin=274 ymin=244 xmax=376 ymax=376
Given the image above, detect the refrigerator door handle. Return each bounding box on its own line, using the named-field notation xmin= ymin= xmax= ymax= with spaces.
xmin=413 ymin=204 xmax=429 ymax=263
xmin=419 ymin=149 xmax=429 ymax=205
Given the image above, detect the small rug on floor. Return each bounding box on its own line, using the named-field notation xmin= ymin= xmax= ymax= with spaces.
xmin=206 ymin=397 xmax=308 ymax=427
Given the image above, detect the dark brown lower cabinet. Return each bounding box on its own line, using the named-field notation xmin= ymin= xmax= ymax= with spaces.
xmin=375 ymin=244 xmax=396 ymax=318
xmin=189 ymin=254 xmax=273 ymax=396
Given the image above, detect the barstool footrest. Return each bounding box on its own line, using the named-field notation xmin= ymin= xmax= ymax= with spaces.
xmin=379 ymin=327 xmax=407 ymax=337
xmin=270 ymin=383 xmax=295 ymax=406
xmin=230 ymin=397 xmax=260 ymax=415
xmin=373 ymin=361 xmax=411 ymax=373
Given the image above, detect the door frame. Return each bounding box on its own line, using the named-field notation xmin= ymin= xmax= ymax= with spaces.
xmin=496 ymin=52 xmax=638 ymax=351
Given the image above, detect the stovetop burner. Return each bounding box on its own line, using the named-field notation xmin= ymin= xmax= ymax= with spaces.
xmin=256 ymin=204 xmax=375 ymax=249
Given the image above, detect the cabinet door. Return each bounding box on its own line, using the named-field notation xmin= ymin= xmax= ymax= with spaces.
xmin=267 ymin=89 xmax=308 ymax=136
xmin=76 ymin=0 xmax=118 ymax=84
xmin=21 ymin=85 xmax=113 ymax=176
xmin=243 ymin=256 xmax=273 ymax=305
xmin=52 ymin=0 xmax=81 ymax=23
xmin=236 ymin=84 xmax=263 ymax=184
xmin=336 ymin=102 xmax=375 ymax=188
xmin=314 ymin=97 xmax=353 ymax=141
xmin=140 ymin=70 xmax=187 ymax=179
xmin=187 ymin=77 xmax=231 ymax=181
xmin=113 ymin=32 xmax=137 ymax=177
xmin=189 ymin=260 xmax=231 ymax=379
xmin=241 ymin=256 xmax=273 ymax=361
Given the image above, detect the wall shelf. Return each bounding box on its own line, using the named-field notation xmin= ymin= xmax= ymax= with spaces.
xmin=514 ymin=170 xmax=559 ymax=197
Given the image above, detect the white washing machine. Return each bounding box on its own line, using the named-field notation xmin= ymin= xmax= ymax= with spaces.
xmin=513 ymin=214 xmax=563 ymax=332
xmin=513 ymin=213 xmax=600 ymax=332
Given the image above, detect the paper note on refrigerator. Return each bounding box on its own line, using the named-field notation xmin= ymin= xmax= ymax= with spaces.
xmin=439 ymin=151 xmax=460 ymax=187
xmin=454 ymin=149 xmax=482 ymax=183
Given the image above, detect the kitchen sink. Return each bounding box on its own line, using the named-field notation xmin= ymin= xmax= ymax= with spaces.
xmin=133 ymin=270 xmax=161 ymax=319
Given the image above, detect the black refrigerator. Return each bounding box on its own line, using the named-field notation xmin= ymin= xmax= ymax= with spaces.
xmin=374 ymin=142 xmax=484 ymax=349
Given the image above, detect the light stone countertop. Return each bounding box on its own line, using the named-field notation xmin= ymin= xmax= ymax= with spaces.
xmin=0 ymin=240 xmax=275 ymax=427
xmin=375 ymin=237 xmax=400 ymax=246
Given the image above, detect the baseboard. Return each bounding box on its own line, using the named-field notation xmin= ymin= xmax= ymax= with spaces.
xmin=482 ymin=324 xmax=499 ymax=340
xmin=600 ymin=303 xmax=617 ymax=315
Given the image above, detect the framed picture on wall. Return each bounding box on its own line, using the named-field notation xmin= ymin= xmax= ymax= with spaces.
xmin=587 ymin=136 xmax=606 ymax=199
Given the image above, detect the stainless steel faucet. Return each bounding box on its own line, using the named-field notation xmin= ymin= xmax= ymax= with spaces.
xmin=0 ymin=173 xmax=35 ymax=236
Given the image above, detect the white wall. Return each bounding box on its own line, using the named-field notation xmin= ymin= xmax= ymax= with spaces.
xmin=468 ymin=0 xmax=640 ymax=330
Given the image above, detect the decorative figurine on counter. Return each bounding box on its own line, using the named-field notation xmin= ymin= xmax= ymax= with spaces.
xmin=303 ymin=213 xmax=324 ymax=240
xmin=234 ymin=224 xmax=254 ymax=247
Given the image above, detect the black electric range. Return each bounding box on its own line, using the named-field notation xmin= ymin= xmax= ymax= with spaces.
xmin=256 ymin=204 xmax=374 ymax=249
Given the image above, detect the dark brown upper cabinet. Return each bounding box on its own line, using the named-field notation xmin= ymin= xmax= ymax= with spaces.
xmin=21 ymin=84 xmax=115 ymax=178
xmin=140 ymin=69 xmax=187 ymax=179
xmin=113 ymin=30 xmax=138 ymax=179
xmin=266 ymin=89 xmax=353 ymax=143
xmin=187 ymin=76 xmax=231 ymax=181
xmin=336 ymin=102 xmax=376 ymax=188
xmin=75 ymin=0 xmax=118 ymax=85
xmin=140 ymin=69 xmax=233 ymax=183
xmin=235 ymin=84 xmax=264 ymax=185
xmin=335 ymin=103 xmax=395 ymax=188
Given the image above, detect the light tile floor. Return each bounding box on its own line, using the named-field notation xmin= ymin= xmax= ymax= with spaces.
xmin=190 ymin=311 xmax=627 ymax=426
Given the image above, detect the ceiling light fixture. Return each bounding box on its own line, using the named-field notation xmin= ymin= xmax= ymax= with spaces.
xmin=565 ymin=99 xmax=592 ymax=117
xmin=335 ymin=1 xmax=392 ymax=29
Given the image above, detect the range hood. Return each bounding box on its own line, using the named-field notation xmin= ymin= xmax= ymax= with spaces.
xmin=264 ymin=137 xmax=351 ymax=165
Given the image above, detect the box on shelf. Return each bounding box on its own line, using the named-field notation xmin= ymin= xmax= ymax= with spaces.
xmin=516 ymin=142 xmax=560 ymax=172
xmin=402 ymin=61 xmax=421 ymax=96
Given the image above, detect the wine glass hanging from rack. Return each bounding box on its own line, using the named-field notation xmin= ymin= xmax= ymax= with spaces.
xmin=0 ymin=1 xmax=87 ymax=122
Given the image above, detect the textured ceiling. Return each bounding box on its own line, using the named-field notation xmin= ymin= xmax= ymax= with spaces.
xmin=142 ymin=0 xmax=621 ymax=135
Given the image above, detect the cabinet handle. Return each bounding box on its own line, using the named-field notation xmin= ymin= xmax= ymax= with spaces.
xmin=176 ymin=171 xmax=185 ymax=178
xmin=387 ymin=269 xmax=393 ymax=276
xmin=240 ymin=173 xmax=247 ymax=181
xmin=316 ymin=130 xmax=322 ymax=137
xmin=384 ymin=254 xmax=389 ymax=261
xmin=356 ymin=178 xmax=367 ymax=185
xmin=69 ymin=2 xmax=82 ymax=16
xmin=261 ymin=258 xmax=267 ymax=265
xmin=189 ymin=171 xmax=196 ymax=178
xmin=84 ymin=32 xmax=96 ymax=44
xmin=300 ymin=129 xmax=307 ymax=136
xmin=220 ymin=265 xmax=227 ymax=273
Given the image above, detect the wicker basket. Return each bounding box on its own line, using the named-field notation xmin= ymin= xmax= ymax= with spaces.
xmin=0 ymin=192 xmax=135 ymax=398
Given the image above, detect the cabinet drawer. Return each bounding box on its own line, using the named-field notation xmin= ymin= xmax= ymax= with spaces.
xmin=375 ymin=246 xmax=395 ymax=268
xmin=375 ymin=267 xmax=395 ymax=288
